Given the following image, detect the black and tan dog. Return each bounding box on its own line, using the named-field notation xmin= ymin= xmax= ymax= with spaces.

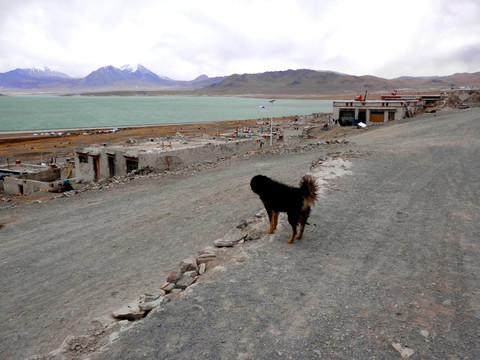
xmin=250 ymin=174 xmax=318 ymax=243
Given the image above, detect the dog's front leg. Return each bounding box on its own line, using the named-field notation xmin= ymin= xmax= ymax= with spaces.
xmin=268 ymin=211 xmax=279 ymax=234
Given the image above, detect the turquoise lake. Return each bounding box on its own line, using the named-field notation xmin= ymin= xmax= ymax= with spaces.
xmin=0 ymin=96 xmax=333 ymax=132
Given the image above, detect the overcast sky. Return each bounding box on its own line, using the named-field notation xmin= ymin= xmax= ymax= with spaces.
xmin=0 ymin=0 xmax=479 ymax=80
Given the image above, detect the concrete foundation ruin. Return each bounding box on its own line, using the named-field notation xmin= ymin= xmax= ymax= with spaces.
xmin=75 ymin=137 xmax=267 ymax=183
xmin=2 ymin=166 xmax=64 ymax=195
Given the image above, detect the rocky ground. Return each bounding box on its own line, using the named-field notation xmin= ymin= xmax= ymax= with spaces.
xmin=1 ymin=107 xmax=479 ymax=359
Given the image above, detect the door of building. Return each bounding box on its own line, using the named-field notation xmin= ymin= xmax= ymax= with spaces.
xmin=93 ymin=156 xmax=100 ymax=181
xmin=370 ymin=110 xmax=385 ymax=122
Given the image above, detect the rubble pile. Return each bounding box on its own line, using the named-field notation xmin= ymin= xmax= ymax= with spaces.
xmin=445 ymin=89 xmax=480 ymax=108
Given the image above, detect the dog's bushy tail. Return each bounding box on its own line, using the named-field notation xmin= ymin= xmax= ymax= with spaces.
xmin=300 ymin=175 xmax=318 ymax=205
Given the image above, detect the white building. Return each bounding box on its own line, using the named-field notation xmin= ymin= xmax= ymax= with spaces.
xmin=332 ymin=100 xmax=421 ymax=125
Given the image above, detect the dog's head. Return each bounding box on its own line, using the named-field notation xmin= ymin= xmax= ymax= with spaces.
xmin=250 ymin=175 xmax=269 ymax=195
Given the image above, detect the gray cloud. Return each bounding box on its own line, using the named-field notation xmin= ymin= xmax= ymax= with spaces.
xmin=0 ymin=0 xmax=478 ymax=79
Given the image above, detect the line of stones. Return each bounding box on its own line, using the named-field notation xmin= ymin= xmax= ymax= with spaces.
xmin=111 ymin=214 xmax=265 ymax=321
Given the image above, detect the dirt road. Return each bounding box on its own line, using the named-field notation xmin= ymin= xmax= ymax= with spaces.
xmin=1 ymin=108 xmax=479 ymax=359
xmin=1 ymin=134 xmax=333 ymax=359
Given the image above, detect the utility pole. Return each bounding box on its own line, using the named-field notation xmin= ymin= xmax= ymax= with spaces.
xmin=269 ymin=99 xmax=276 ymax=146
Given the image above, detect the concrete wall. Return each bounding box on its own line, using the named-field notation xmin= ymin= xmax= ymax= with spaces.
xmin=75 ymin=152 xmax=97 ymax=184
xmin=18 ymin=167 xmax=61 ymax=182
xmin=75 ymin=139 xmax=266 ymax=183
xmin=4 ymin=177 xmax=52 ymax=195
xmin=3 ymin=167 xmax=62 ymax=195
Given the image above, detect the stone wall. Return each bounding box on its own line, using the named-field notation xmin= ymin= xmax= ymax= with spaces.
xmin=4 ymin=177 xmax=52 ymax=195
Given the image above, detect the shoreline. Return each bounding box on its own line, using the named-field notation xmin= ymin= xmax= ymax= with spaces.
xmin=0 ymin=90 xmax=360 ymax=100
xmin=0 ymin=114 xmax=312 ymax=139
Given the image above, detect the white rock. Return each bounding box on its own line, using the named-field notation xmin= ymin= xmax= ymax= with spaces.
xmin=223 ymin=228 xmax=247 ymax=244
xmin=420 ymin=330 xmax=429 ymax=338
xmin=255 ymin=209 xmax=267 ymax=218
xmin=143 ymin=290 xmax=162 ymax=302
xmin=391 ymin=343 xmax=415 ymax=358
xmin=198 ymin=246 xmax=217 ymax=255
xmin=138 ymin=297 xmax=165 ymax=311
xmin=111 ymin=301 xmax=145 ymax=321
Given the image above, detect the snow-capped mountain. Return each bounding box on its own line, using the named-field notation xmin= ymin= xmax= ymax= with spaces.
xmin=80 ymin=64 xmax=176 ymax=87
xmin=26 ymin=66 xmax=70 ymax=78
xmin=0 ymin=67 xmax=71 ymax=88
xmin=0 ymin=64 xmax=225 ymax=91
xmin=120 ymin=64 xmax=140 ymax=72
xmin=121 ymin=64 xmax=173 ymax=81
xmin=81 ymin=65 xmax=131 ymax=86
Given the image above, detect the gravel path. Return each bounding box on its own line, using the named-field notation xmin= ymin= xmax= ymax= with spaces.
xmin=1 ymin=138 xmax=328 ymax=359
xmin=1 ymin=108 xmax=479 ymax=359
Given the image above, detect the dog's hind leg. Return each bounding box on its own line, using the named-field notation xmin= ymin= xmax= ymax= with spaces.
xmin=268 ymin=211 xmax=279 ymax=234
xmin=296 ymin=207 xmax=311 ymax=240
xmin=286 ymin=213 xmax=299 ymax=244
xmin=296 ymin=222 xmax=305 ymax=240
xmin=286 ymin=232 xmax=296 ymax=244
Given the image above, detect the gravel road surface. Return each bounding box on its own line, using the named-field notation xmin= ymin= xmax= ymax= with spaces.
xmin=1 ymin=108 xmax=479 ymax=359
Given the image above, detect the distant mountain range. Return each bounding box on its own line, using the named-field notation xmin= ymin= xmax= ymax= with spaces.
xmin=0 ymin=64 xmax=225 ymax=92
xmin=0 ymin=66 xmax=71 ymax=89
xmin=0 ymin=64 xmax=479 ymax=95
xmin=198 ymin=69 xmax=480 ymax=95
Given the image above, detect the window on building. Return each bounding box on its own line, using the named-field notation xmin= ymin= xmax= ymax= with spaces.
xmin=78 ymin=154 xmax=88 ymax=163
xmin=339 ymin=110 xmax=355 ymax=126
xmin=125 ymin=157 xmax=139 ymax=173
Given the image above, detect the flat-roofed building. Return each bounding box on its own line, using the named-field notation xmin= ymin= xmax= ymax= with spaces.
xmin=332 ymin=100 xmax=422 ymax=126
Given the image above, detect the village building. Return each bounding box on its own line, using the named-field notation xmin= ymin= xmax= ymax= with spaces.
xmin=74 ymin=137 xmax=266 ymax=183
xmin=1 ymin=119 xmax=308 ymax=193
xmin=332 ymin=99 xmax=422 ymax=126
xmin=332 ymin=91 xmax=446 ymax=126
xmin=1 ymin=164 xmax=69 ymax=195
